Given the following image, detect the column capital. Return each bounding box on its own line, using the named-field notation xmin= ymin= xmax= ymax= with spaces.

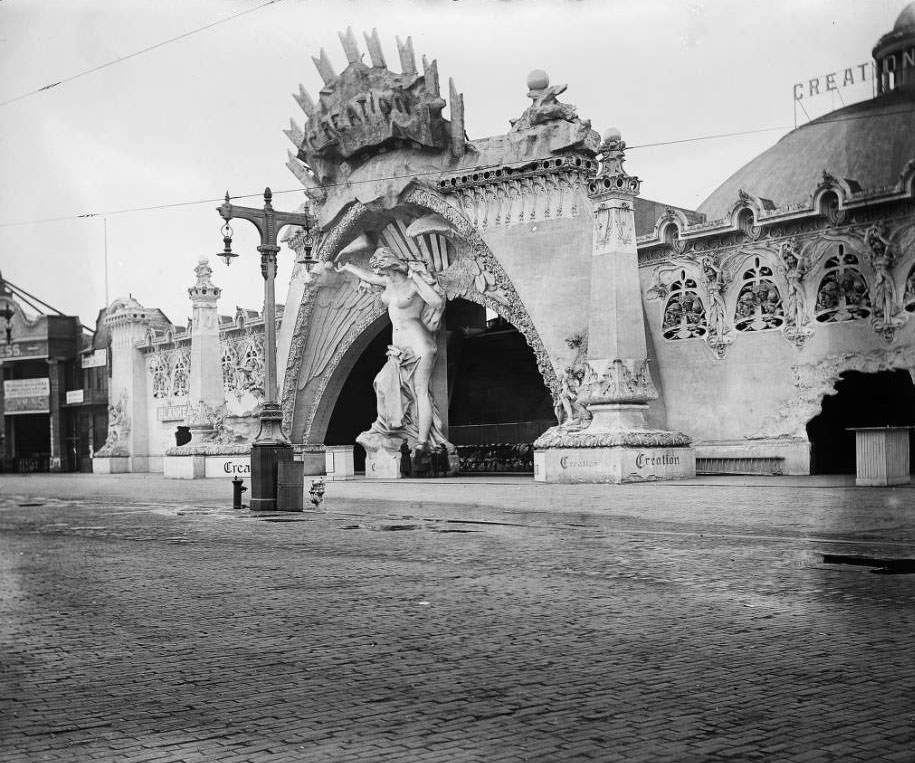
xmin=583 ymin=358 xmax=657 ymax=406
xmin=587 ymin=129 xmax=641 ymax=200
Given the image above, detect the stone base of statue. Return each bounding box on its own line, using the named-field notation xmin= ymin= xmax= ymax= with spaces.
xmin=357 ymin=430 xmax=459 ymax=479
xmin=358 ymin=431 xmax=405 ymax=478
xmin=533 ymin=403 xmax=695 ymax=484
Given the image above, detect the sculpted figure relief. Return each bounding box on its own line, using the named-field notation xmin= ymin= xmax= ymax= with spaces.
xmin=865 ymin=222 xmax=899 ymax=321
xmin=864 ymin=221 xmax=907 ymax=341
xmin=780 ymin=239 xmax=810 ymax=330
xmin=335 ymin=247 xmax=456 ymax=468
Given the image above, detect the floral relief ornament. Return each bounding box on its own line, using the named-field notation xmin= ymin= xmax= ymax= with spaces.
xmin=864 ymin=221 xmax=907 ymax=343
xmin=779 ymin=238 xmax=814 ymax=348
xmin=699 ymin=255 xmax=733 ymax=358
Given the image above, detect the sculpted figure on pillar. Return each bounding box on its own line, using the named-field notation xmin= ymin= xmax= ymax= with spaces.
xmin=335 ymin=247 xmax=457 ymax=470
xmin=864 ymin=221 xmax=906 ymax=342
xmin=780 ymin=239 xmax=814 ymax=347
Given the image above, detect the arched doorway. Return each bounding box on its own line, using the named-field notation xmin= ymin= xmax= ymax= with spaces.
xmin=324 ymin=321 xmax=392 ymax=472
xmin=806 ymin=369 xmax=915 ymax=474
xmin=322 ymin=298 xmax=555 ymax=474
xmin=445 ymin=299 xmax=554 ymax=473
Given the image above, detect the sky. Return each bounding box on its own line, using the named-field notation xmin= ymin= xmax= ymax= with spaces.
xmin=0 ymin=0 xmax=903 ymax=330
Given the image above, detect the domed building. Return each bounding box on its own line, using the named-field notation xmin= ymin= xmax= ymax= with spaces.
xmin=635 ymin=2 xmax=915 ymax=474
xmin=95 ymin=4 xmax=915 ymax=486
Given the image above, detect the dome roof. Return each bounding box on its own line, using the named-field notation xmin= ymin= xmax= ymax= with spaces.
xmin=697 ymin=89 xmax=915 ymax=220
xmin=894 ymin=1 xmax=915 ymax=31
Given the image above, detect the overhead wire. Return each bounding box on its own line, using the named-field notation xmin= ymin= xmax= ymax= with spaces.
xmin=0 ymin=0 xmax=283 ymax=108
xmin=0 ymin=105 xmax=912 ymax=229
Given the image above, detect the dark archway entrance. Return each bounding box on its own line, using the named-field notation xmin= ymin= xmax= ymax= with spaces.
xmin=806 ymin=369 xmax=915 ymax=474
xmin=323 ymin=299 xmax=554 ymax=474
xmin=324 ymin=322 xmax=392 ymax=472
xmin=446 ymin=301 xmax=554 ymax=473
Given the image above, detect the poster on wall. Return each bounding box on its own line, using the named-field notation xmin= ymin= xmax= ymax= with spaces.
xmin=3 ymin=378 xmax=50 ymax=414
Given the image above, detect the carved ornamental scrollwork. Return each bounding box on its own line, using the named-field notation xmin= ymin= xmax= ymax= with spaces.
xmin=221 ymin=330 xmax=266 ymax=401
xmin=145 ymin=348 xmax=191 ymax=399
xmin=552 ymin=334 xmax=592 ymax=431
xmin=439 ymin=154 xmax=595 ymax=229
xmin=95 ymin=393 xmax=130 ymax=457
xmin=583 ymin=358 xmax=658 ymax=406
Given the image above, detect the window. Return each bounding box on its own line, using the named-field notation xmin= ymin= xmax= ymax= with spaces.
xmin=815 ymin=245 xmax=871 ymax=323
xmin=662 ymin=270 xmax=707 ymax=339
xmin=734 ymin=256 xmax=784 ymax=331
xmin=171 ymin=351 xmax=189 ymax=398
xmin=149 ymin=354 xmax=170 ymax=399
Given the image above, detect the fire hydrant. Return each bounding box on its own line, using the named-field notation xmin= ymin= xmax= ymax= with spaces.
xmin=232 ymin=476 xmax=247 ymax=509
xmin=308 ymin=478 xmax=326 ymax=512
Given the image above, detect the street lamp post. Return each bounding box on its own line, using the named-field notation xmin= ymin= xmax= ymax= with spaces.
xmin=217 ymin=187 xmax=311 ymax=511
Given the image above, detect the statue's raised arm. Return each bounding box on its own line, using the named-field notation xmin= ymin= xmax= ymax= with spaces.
xmin=335 ymin=259 xmax=387 ymax=288
xmin=341 ymin=246 xmax=457 ymax=476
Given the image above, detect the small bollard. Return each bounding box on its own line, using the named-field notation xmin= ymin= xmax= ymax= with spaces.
xmin=232 ymin=476 xmax=247 ymax=509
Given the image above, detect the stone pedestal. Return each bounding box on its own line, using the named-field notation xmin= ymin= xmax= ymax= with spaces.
xmin=325 ymin=445 xmax=355 ymax=480
xmin=535 ymin=444 xmax=694 ymax=483
xmin=92 ymin=455 xmax=130 ymax=474
xmin=362 ymin=442 xmax=402 ymax=478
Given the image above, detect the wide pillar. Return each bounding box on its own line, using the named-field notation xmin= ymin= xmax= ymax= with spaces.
xmin=534 ymin=130 xmax=695 ymax=483
xmin=185 ymin=257 xmax=225 ymax=441
xmin=93 ymin=298 xmax=157 ymax=472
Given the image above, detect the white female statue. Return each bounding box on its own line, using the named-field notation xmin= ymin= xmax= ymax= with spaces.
xmin=335 ymin=247 xmax=455 ymax=472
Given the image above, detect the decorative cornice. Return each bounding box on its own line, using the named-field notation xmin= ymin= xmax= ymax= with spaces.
xmin=534 ymin=426 xmax=691 ymax=449
xmin=638 ymin=158 xmax=915 ymax=251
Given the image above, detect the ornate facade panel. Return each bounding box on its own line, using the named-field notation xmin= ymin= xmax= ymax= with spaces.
xmin=662 ymin=270 xmax=707 ymax=340
xmin=221 ymin=331 xmax=266 ymax=402
xmin=814 ymin=245 xmax=872 ymax=323
xmin=732 ymin=256 xmax=784 ymax=332
xmin=145 ymin=346 xmax=191 ymax=401
xmin=170 ymin=349 xmax=190 ymax=398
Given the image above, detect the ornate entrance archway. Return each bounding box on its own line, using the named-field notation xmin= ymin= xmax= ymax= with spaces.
xmin=280 ymin=185 xmax=559 ymax=448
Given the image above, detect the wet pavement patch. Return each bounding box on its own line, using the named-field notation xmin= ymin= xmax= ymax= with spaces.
xmin=17 ymin=503 xmax=44 ymax=507
xmin=431 ymin=528 xmax=479 ymax=533
xmin=822 ymin=554 xmax=915 ymax=574
xmin=379 ymin=524 xmax=419 ymax=531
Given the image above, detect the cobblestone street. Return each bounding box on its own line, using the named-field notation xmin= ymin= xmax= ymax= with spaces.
xmin=1 ymin=474 xmax=913 ymax=762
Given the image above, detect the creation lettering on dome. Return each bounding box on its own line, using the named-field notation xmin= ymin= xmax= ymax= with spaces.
xmin=793 ymin=62 xmax=876 ymax=102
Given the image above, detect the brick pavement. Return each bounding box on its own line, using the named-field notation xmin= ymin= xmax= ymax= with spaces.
xmin=0 ymin=474 xmax=913 ymax=762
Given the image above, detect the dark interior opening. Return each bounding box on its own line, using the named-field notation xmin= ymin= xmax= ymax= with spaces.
xmin=323 ymin=299 xmax=555 ymax=473
xmin=324 ymin=322 xmax=392 ymax=472
xmin=806 ymin=369 xmax=915 ymax=474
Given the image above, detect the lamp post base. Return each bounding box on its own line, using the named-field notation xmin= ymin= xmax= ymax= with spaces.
xmin=250 ymin=442 xmax=295 ymax=511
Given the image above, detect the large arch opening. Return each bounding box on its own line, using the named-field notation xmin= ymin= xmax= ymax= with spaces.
xmin=446 ymin=299 xmax=555 ymax=473
xmin=322 ymin=298 xmax=555 ymax=474
xmin=806 ymin=369 xmax=915 ymax=474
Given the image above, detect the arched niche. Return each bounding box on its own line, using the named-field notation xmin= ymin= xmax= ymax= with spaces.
xmin=281 ymin=184 xmax=559 ymax=445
